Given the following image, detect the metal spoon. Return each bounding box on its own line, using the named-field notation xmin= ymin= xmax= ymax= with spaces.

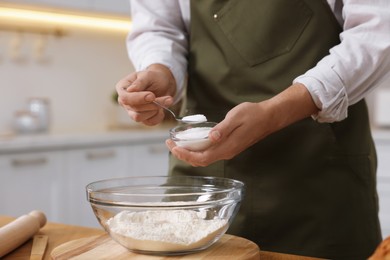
xmin=152 ymin=101 xmax=187 ymax=123
xmin=153 ymin=101 xmax=207 ymax=124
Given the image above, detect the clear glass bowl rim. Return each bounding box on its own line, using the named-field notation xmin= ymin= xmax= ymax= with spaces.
xmin=169 ymin=122 xmax=217 ymax=141
xmin=86 ymin=175 xmax=245 ymax=207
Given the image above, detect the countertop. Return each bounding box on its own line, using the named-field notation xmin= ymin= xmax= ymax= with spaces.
xmin=0 ymin=125 xmax=172 ymax=154
xmin=0 ymin=215 xmax=323 ymax=260
xmin=1 ymin=125 xmax=389 ymax=155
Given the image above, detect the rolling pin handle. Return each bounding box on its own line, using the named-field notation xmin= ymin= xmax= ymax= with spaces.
xmin=0 ymin=210 xmax=47 ymax=258
xmin=29 ymin=210 xmax=47 ymax=228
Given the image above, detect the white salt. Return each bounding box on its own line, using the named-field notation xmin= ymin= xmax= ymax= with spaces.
xmin=174 ymin=127 xmax=213 ymax=151
xmin=181 ymin=114 xmax=207 ymax=123
xmin=175 ymin=127 xmax=211 ymax=140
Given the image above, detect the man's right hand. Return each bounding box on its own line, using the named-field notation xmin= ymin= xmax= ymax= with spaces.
xmin=115 ymin=64 xmax=177 ymax=126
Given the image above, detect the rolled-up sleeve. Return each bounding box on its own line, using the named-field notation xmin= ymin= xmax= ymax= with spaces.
xmin=294 ymin=0 xmax=390 ymax=123
xmin=127 ymin=0 xmax=189 ymax=100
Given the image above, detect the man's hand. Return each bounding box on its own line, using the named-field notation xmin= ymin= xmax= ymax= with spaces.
xmin=166 ymin=83 xmax=319 ymax=166
xmin=115 ymin=64 xmax=177 ymax=126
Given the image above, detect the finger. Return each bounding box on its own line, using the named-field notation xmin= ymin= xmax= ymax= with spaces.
xmin=166 ymin=139 xmax=192 ymax=161
xmin=209 ymin=130 xmax=222 ymax=143
xmin=119 ymin=91 xmax=155 ymax=107
xmin=131 ymin=109 xmax=157 ymax=122
xmin=142 ymin=111 xmax=166 ymax=126
xmin=126 ymin=106 xmax=165 ymax=125
xmin=155 ymin=96 xmax=174 ymax=107
xmin=209 ymin=118 xmax=239 ymax=143
xmin=142 ymin=113 xmax=165 ymax=126
xmin=125 ymin=71 xmax=153 ymax=92
xmin=167 ymin=133 xmax=220 ymax=166
xmin=169 ymin=144 xmax=218 ymax=167
xmin=170 ymin=146 xmax=194 ymax=163
xmin=166 ymin=139 xmax=176 ymax=151
xmin=116 ymin=73 xmax=137 ymax=91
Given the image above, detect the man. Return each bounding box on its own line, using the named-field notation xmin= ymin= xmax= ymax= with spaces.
xmin=116 ymin=1 xmax=390 ymax=258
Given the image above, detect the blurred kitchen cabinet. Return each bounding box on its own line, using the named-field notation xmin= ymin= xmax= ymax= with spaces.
xmin=0 ymin=129 xmax=170 ymax=227
xmin=63 ymin=145 xmax=129 ymax=227
xmin=0 ymin=151 xmax=64 ymax=223
xmin=127 ymin=143 xmax=169 ymax=177
xmin=374 ymin=136 xmax=390 ymax=238
xmin=62 ymin=142 xmax=169 ymax=228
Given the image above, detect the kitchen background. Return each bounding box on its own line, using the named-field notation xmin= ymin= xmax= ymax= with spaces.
xmin=0 ymin=0 xmax=135 ymax=134
xmin=0 ymin=0 xmax=389 ymax=238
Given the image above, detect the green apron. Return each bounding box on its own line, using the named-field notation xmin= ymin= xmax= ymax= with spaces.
xmin=169 ymin=0 xmax=382 ymax=259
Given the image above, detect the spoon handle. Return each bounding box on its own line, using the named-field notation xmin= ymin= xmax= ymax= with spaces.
xmin=152 ymin=101 xmax=178 ymax=120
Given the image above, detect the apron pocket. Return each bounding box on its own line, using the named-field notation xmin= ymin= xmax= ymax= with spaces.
xmin=215 ymin=0 xmax=313 ymax=66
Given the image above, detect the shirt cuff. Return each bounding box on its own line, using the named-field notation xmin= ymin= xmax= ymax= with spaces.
xmin=294 ymin=64 xmax=349 ymax=123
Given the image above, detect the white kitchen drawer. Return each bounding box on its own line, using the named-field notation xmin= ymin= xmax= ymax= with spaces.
xmin=378 ymin=181 xmax=390 ymax=238
xmin=373 ymin=134 xmax=390 ymax=238
xmin=63 ymin=145 xmax=129 ymax=227
xmin=0 ymin=151 xmax=64 ymax=222
xmin=127 ymin=143 xmax=169 ymax=177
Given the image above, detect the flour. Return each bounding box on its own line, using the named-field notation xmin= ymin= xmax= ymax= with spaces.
xmin=107 ymin=210 xmax=228 ymax=252
xmin=181 ymin=114 xmax=207 ymax=123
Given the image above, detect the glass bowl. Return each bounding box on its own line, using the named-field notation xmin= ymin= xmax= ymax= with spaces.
xmin=86 ymin=176 xmax=244 ymax=256
xmin=170 ymin=122 xmax=217 ymax=151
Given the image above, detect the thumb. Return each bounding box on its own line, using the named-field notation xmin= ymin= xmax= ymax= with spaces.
xmin=209 ymin=118 xmax=236 ymax=143
xmin=209 ymin=129 xmax=222 ymax=143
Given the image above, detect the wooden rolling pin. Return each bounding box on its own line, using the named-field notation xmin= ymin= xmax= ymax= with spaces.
xmin=0 ymin=211 xmax=46 ymax=258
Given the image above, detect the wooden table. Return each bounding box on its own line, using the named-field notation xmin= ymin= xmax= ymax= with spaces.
xmin=0 ymin=215 xmax=321 ymax=260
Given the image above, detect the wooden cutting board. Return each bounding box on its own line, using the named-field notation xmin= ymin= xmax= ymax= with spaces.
xmin=51 ymin=234 xmax=260 ymax=260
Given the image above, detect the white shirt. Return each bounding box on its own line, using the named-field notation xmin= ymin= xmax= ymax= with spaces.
xmin=128 ymin=0 xmax=390 ymax=122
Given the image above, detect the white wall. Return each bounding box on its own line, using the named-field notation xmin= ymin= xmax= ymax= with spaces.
xmin=0 ymin=29 xmax=134 ymax=134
